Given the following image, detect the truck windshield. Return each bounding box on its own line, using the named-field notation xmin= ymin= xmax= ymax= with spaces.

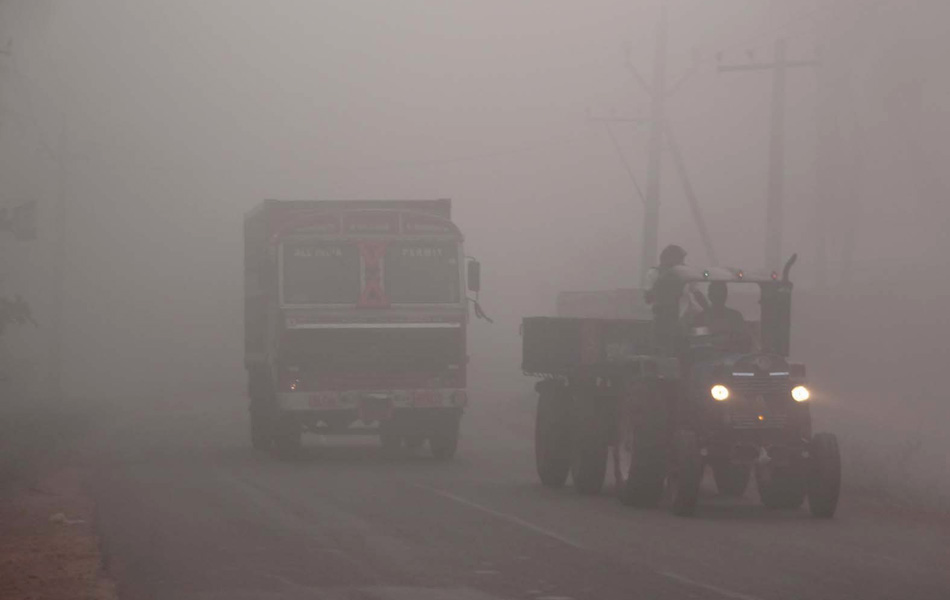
xmin=384 ymin=241 xmax=461 ymax=304
xmin=282 ymin=242 xmax=361 ymax=304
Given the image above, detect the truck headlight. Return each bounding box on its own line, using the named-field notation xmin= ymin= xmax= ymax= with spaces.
xmin=791 ymin=385 xmax=810 ymax=402
xmin=710 ymin=384 xmax=730 ymax=401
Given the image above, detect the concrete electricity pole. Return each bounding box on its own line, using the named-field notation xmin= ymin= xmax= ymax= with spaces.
xmin=592 ymin=1 xmax=717 ymax=282
xmin=49 ymin=120 xmax=67 ymax=400
xmin=640 ymin=2 xmax=669 ymax=286
xmin=719 ymin=39 xmax=818 ymax=272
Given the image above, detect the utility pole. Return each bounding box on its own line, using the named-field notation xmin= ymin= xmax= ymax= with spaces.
xmin=640 ymin=2 xmax=668 ymax=286
xmin=49 ymin=120 xmax=67 ymax=400
xmin=719 ymin=39 xmax=818 ymax=271
xmin=665 ymin=120 xmax=718 ymax=266
xmin=593 ymin=1 xmax=714 ymax=282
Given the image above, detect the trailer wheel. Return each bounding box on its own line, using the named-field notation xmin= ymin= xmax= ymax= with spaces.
xmin=570 ymin=391 xmax=608 ymax=495
xmin=713 ymin=463 xmax=752 ymax=497
xmin=807 ymin=433 xmax=841 ymax=518
xmin=756 ymin=465 xmax=806 ymax=509
xmin=430 ymin=414 xmax=461 ymax=460
xmin=535 ymin=384 xmax=571 ymax=487
xmin=669 ymin=430 xmax=702 ymax=517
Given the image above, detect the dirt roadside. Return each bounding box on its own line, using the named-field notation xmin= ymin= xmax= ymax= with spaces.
xmin=0 ymin=397 xmax=117 ymax=600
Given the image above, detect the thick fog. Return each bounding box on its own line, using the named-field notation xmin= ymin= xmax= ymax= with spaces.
xmin=1 ymin=1 xmax=948 ymax=501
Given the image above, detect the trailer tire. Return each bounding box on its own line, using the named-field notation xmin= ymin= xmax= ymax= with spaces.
xmin=713 ymin=463 xmax=751 ymax=497
xmin=570 ymin=391 xmax=608 ymax=496
xmin=535 ymin=384 xmax=571 ymax=487
xmin=669 ymin=430 xmax=702 ymax=517
xmin=807 ymin=433 xmax=841 ymax=518
xmin=430 ymin=414 xmax=461 ymax=460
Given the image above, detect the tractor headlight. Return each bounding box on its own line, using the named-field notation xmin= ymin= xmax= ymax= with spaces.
xmin=710 ymin=384 xmax=730 ymax=401
xmin=791 ymin=385 xmax=810 ymax=402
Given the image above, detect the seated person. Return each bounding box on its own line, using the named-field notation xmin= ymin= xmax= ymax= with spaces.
xmin=691 ymin=282 xmax=750 ymax=351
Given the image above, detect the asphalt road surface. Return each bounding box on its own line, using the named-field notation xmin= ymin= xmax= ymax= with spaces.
xmin=88 ymin=390 xmax=949 ymax=600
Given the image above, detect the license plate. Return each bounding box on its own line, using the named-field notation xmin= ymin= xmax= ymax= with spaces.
xmin=360 ymin=396 xmax=392 ymax=423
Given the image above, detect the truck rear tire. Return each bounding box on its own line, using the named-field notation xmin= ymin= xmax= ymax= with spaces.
xmin=669 ymin=430 xmax=702 ymax=517
xmin=807 ymin=433 xmax=841 ymax=518
xmin=535 ymin=384 xmax=571 ymax=487
xmin=713 ymin=463 xmax=751 ymax=497
xmin=430 ymin=415 xmax=461 ymax=460
xmin=570 ymin=391 xmax=608 ymax=495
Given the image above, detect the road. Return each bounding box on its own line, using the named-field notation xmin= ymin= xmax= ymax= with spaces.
xmin=88 ymin=390 xmax=949 ymax=600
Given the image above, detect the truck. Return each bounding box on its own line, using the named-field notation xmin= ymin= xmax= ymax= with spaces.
xmin=244 ymin=199 xmax=482 ymax=458
xmin=523 ymin=256 xmax=841 ymax=517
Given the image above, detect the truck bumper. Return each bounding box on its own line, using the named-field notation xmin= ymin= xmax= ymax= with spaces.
xmin=275 ymin=388 xmax=468 ymax=412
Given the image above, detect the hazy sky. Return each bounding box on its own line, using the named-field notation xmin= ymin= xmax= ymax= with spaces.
xmin=1 ymin=1 xmax=947 ymax=395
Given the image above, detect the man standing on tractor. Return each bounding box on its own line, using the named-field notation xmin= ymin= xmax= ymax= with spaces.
xmin=645 ymin=244 xmax=700 ymax=354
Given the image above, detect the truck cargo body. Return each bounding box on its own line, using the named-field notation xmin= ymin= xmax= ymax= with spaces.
xmin=244 ymin=199 xmax=469 ymax=455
